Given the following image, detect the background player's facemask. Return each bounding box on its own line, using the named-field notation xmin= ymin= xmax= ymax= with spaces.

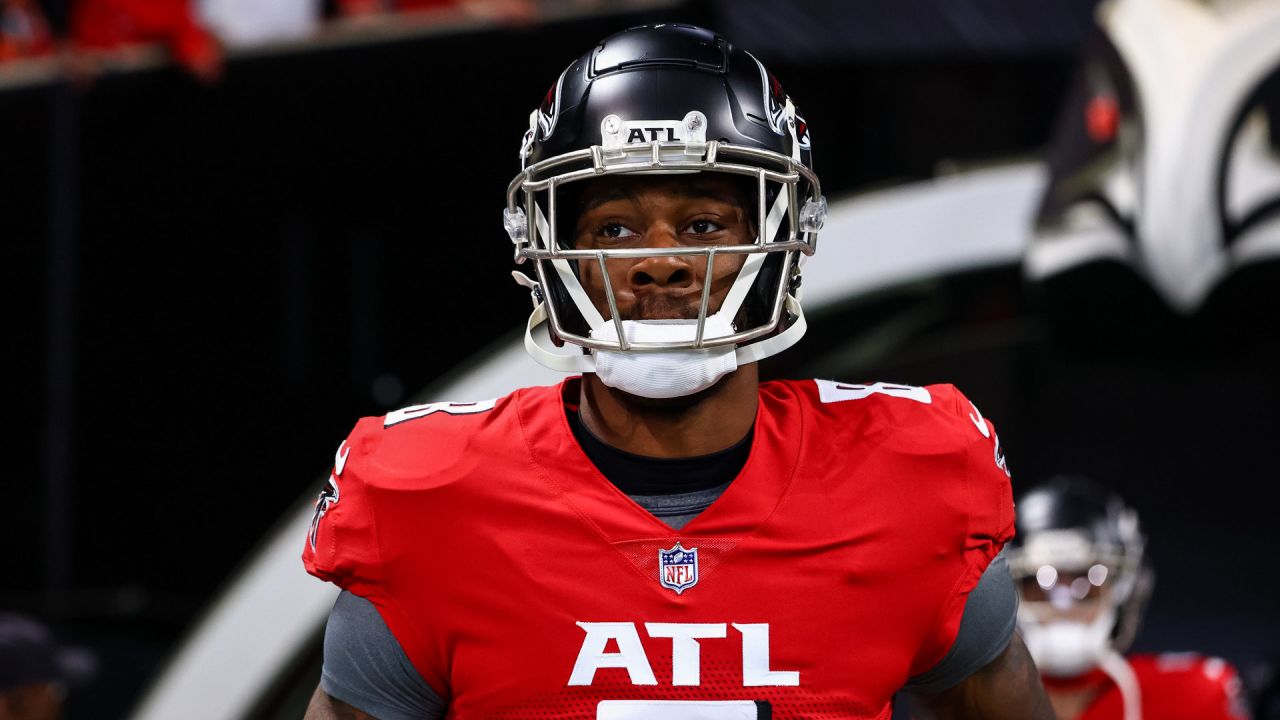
xmin=502 ymin=25 xmax=827 ymax=394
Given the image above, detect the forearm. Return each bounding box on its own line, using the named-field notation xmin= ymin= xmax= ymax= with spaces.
xmin=304 ymin=686 xmax=378 ymax=720
xmin=910 ymin=633 xmax=1054 ymax=720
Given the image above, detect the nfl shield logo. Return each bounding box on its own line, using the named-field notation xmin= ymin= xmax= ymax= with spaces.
xmin=658 ymin=542 xmax=699 ymax=594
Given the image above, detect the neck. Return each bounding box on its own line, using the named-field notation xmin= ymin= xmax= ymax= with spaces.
xmin=1044 ymin=670 xmax=1110 ymax=720
xmin=1048 ymin=685 xmax=1103 ymax=720
xmin=578 ymin=365 xmax=759 ymax=458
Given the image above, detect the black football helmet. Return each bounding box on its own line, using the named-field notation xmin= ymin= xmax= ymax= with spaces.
xmin=503 ymin=24 xmax=826 ymax=372
xmin=1008 ymin=476 xmax=1154 ymax=658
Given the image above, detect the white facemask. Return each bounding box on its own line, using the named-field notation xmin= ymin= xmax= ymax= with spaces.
xmin=1020 ymin=606 xmax=1117 ymax=678
xmin=589 ymin=316 xmax=739 ymax=399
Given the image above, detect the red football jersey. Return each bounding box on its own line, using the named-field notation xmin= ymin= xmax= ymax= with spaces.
xmin=303 ymin=378 xmax=1015 ymax=719
xmin=1046 ymin=653 xmax=1251 ymax=720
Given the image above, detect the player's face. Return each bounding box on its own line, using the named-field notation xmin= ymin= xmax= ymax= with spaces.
xmin=1018 ymin=567 xmax=1112 ymax=623
xmin=572 ymin=174 xmax=754 ymax=322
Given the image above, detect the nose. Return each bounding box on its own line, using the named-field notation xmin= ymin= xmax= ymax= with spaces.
xmin=626 ymin=225 xmax=696 ymax=290
xmin=628 ymin=256 xmax=695 ymax=289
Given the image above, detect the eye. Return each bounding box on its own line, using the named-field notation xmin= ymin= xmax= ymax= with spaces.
xmin=687 ymin=219 xmax=724 ymax=235
xmin=599 ymin=223 xmax=637 ymax=239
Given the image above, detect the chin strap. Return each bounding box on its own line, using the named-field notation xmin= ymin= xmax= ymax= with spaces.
xmin=734 ymin=294 xmax=807 ymax=364
xmin=524 ymin=303 xmax=594 ymax=373
xmin=1097 ymin=651 xmax=1142 ymax=720
xmin=522 ymin=295 xmax=807 ymax=374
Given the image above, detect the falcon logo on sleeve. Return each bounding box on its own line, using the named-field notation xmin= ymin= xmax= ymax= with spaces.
xmin=308 ymin=476 xmax=340 ymax=552
xmin=969 ymin=401 xmax=1010 ymax=477
xmin=309 ymin=442 xmax=349 ymax=551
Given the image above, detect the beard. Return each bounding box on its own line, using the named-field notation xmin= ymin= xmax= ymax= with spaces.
xmin=622 ymin=293 xmax=755 ymax=333
xmin=625 ymin=293 xmax=701 ymax=321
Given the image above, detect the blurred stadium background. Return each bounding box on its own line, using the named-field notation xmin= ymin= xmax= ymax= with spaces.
xmin=5 ymin=0 xmax=1279 ymax=717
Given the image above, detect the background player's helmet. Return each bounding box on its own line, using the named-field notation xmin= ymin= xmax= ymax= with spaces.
xmin=1007 ymin=476 xmax=1154 ymax=678
xmin=504 ymin=24 xmax=826 ymax=374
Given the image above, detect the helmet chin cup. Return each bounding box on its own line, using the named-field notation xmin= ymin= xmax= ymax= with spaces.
xmin=589 ymin=317 xmax=739 ymax=399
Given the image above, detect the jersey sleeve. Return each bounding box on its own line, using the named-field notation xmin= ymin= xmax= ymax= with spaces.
xmin=1196 ymin=658 xmax=1252 ymax=720
xmin=909 ymin=385 xmax=1017 ymax=677
xmin=302 ymin=417 xmax=386 ymax=601
xmin=1151 ymin=654 xmax=1253 ymax=720
xmin=902 ymin=552 xmax=1018 ymax=693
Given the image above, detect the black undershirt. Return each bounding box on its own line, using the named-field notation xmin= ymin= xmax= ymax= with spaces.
xmin=566 ymin=409 xmax=753 ymax=495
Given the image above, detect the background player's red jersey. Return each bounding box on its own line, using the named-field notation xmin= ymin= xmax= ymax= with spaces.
xmin=1045 ymin=653 xmax=1250 ymax=720
xmin=303 ymin=378 xmax=1014 ymax=719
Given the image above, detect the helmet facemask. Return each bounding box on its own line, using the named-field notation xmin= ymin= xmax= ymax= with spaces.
xmin=506 ymin=114 xmax=825 ymax=373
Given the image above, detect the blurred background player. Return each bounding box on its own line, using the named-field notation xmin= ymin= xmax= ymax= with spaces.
xmin=0 ymin=613 xmax=93 ymax=720
xmin=1008 ymin=476 xmax=1251 ymax=720
xmin=0 ymin=0 xmax=53 ymax=60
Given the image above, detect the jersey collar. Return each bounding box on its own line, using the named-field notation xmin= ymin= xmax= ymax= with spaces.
xmin=516 ymin=376 xmax=804 ymax=542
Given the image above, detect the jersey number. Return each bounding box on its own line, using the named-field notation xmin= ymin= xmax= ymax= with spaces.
xmin=383 ymin=399 xmax=497 ymax=428
xmin=815 ymin=380 xmax=931 ymax=405
xmin=598 ymin=700 xmax=771 ymax=719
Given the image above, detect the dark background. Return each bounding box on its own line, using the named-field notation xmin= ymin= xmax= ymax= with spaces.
xmin=6 ymin=0 xmax=1277 ymax=717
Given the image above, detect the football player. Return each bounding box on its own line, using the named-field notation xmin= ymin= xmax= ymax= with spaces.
xmin=303 ymin=24 xmax=1052 ymax=719
xmin=1009 ymin=476 xmax=1250 ymax=720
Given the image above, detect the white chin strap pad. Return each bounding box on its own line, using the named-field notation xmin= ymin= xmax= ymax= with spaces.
xmin=588 ymin=317 xmax=738 ymax=399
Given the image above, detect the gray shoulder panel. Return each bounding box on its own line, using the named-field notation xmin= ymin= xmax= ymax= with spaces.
xmin=902 ymin=552 xmax=1018 ymax=694
xmin=320 ymin=591 xmax=447 ymax=720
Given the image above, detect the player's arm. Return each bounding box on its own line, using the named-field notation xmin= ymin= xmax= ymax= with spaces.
xmin=308 ymin=591 xmax=447 ymax=720
xmin=904 ymin=387 xmax=1051 ymax=717
xmin=305 ymin=687 xmax=377 ymax=720
xmin=908 ymin=633 xmax=1053 ymax=720
xmin=900 ymin=553 xmax=1053 ymax=718
xmin=302 ymin=428 xmax=448 ymax=720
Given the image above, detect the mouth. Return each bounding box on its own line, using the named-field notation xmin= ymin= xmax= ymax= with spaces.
xmin=622 ymin=293 xmax=709 ymax=321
